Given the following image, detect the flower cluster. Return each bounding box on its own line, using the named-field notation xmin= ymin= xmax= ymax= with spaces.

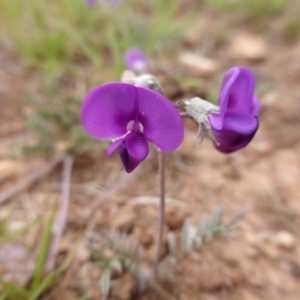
xmin=81 ymin=48 xmax=260 ymax=172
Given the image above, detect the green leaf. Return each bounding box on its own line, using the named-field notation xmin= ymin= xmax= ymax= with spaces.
xmin=30 ymin=209 xmax=56 ymax=291
xmin=167 ymin=232 xmax=176 ymax=256
xmin=225 ymin=210 xmax=248 ymax=230
xmin=111 ymin=259 xmax=122 ymax=273
xmin=181 ymin=218 xmax=192 ymax=257
xmin=100 ymin=269 xmax=111 ymax=300
xmin=29 ymin=248 xmax=75 ymax=300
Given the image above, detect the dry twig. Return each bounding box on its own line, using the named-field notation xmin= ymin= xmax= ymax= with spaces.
xmin=47 ymin=155 xmax=74 ymax=270
xmin=0 ymin=154 xmax=65 ymax=205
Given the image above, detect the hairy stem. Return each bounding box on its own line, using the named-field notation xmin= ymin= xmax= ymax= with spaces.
xmin=152 ymin=150 xmax=166 ymax=277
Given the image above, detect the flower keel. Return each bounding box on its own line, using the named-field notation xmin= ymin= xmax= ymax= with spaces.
xmin=119 ymin=132 xmax=149 ymax=173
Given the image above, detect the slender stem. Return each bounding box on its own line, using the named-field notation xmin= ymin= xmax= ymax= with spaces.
xmin=152 ymin=150 xmax=166 ymax=277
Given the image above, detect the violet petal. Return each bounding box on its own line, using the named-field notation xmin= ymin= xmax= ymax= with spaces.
xmin=210 ymin=112 xmax=258 ymax=153
xmin=120 ymin=132 xmax=149 ymax=173
xmin=86 ymin=0 xmax=97 ymax=7
xmin=107 ymin=138 xmax=124 ymax=157
xmin=136 ymin=87 xmax=184 ymax=152
xmin=81 ymin=83 xmax=137 ymax=140
xmin=218 ymin=67 xmax=255 ymax=125
xmin=124 ymin=48 xmax=148 ymax=73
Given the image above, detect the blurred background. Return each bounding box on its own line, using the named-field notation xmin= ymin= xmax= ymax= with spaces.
xmin=0 ymin=0 xmax=300 ymax=299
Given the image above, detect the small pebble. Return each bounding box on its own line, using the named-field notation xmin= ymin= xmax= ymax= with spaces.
xmin=178 ymin=52 xmax=218 ymax=77
xmin=229 ymin=33 xmax=269 ymax=61
xmin=273 ymin=231 xmax=296 ymax=250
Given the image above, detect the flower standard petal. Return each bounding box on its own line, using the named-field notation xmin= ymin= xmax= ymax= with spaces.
xmin=136 ymin=87 xmax=184 ymax=152
xmin=120 ymin=132 xmax=149 ymax=173
xmin=81 ymin=83 xmax=138 ymax=140
xmin=210 ymin=112 xmax=258 ymax=153
xmin=218 ymin=67 xmax=255 ymax=126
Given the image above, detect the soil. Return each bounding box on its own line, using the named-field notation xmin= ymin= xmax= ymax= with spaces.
xmin=1 ymin=10 xmax=300 ymax=300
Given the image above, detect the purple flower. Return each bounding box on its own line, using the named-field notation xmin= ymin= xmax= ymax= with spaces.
xmin=81 ymin=83 xmax=184 ymax=173
xmin=124 ymin=48 xmax=148 ymax=73
xmin=86 ymin=0 xmax=123 ymax=7
xmin=86 ymin=0 xmax=97 ymax=7
xmin=208 ymin=67 xmax=260 ymax=153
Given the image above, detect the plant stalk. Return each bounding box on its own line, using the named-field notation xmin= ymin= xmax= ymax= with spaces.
xmin=152 ymin=150 xmax=166 ymax=277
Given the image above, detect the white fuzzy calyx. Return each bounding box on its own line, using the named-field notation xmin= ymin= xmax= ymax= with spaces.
xmin=182 ymin=97 xmax=220 ymax=143
xmin=124 ymin=73 xmax=163 ymax=94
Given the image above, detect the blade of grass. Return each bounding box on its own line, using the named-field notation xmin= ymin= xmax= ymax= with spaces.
xmin=29 ymin=247 xmax=75 ymax=300
xmin=30 ymin=208 xmax=56 ymax=291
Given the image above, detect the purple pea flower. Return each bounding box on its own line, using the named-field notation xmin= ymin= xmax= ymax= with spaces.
xmin=124 ymin=48 xmax=148 ymax=73
xmin=86 ymin=0 xmax=97 ymax=7
xmin=208 ymin=67 xmax=260 ymax=153
xmin=81 ymin=83 xmax=184 ymax=173
xmin=86 ymin=0 xmax=123 ymax=7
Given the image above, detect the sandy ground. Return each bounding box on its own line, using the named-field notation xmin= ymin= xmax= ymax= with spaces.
xmin=1 ymin=12 xmax=300 ymax=300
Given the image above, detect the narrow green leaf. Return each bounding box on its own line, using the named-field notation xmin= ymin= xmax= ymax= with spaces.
xmin=181 ymin=218 xmax=191 ymax=257
xmin=225 ymin=210 xmax=248 ymax=230
xmin=196 ymin=215 xmax=207 ymax=242
xmin=167 ymin=232 xmax=176 ymax=257
xmin=31 ymin=208 xmax=56 ymax=291
xmin=29 ymin=247 xmax=75 ymax=300
xmin=100 ymin=269 xmax=111 ymax=300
